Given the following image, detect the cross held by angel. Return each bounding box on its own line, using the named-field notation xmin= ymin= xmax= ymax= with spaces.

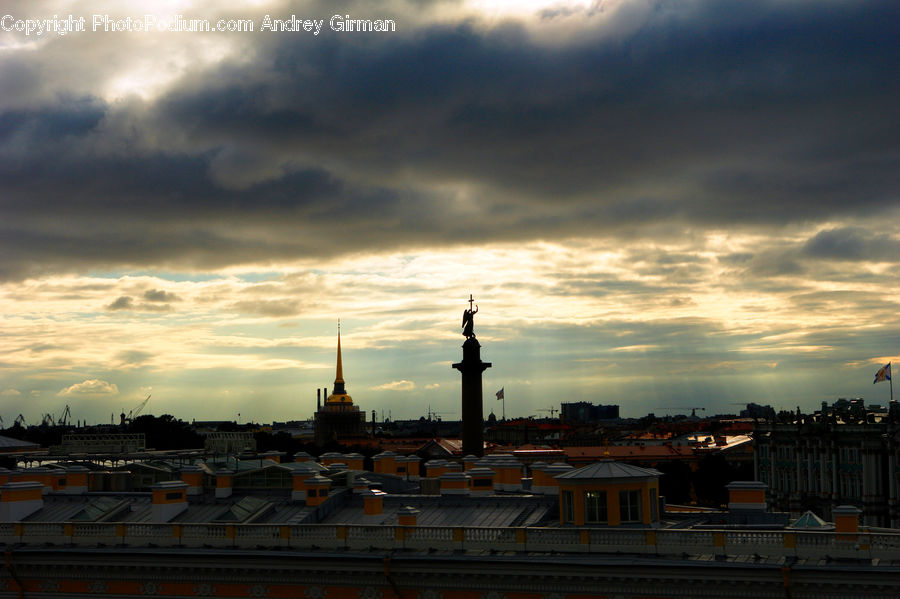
xmin=461 ymin=294 xmax=478 ymax=338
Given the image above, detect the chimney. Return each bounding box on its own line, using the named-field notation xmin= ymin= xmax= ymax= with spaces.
xmin=373 ymin=451 xmax=397 ymax=475
xmin=439 ymin=471 xmax=470 ymax=496
xmin=317 ymin=388 xmax=321 ymax=411
xmin=64 ymin=465 xmax=89 ymax=495
xmin=543 ymin=462 xmax=574 ymax=496
xmin=426 ymin=459 xmax=447 ymax=479
xmin=353 ymin=477 xmax=372 ymax=494
xmin=344 ymin=453 xmax=365 ymax=470
xmin=291 ymin=463 xmax=319 ymax=502
xmin=180 ymin=465 xmax=204 ymax=496
xmin=362 ymin=488 xmax=385 ymax=516
xmin=498 ymin=456 xmax=523 ymax=492
xmin=151 ymin=481 xmax=188 ymax=522
xmin=529 ymin=462 xmax=549 ymax=494
xmin=304 ymin=474 xmax=332 ymax=507
xmin=215 ymin=470 xmax=234 ymax=499
xmin=404 ymin=456 xmax=421 ymax=480
xmin=397 ymin=505 xmax=419 ymax=526
xmin=0 ymin=481 xmax=44 ymax=521
xmin=467 ymin=467 xmax=495 ymax=496
xmin=726 ymin=481 xmax=767 ymax=512
xmin=833 ymin=505 xmax=862 ymax=535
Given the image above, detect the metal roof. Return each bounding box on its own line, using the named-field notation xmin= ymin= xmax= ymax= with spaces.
xmin=0 ymin=435 xmax=40 ymax=450
xmin=789 ymin=510 xmax=832 ymax=529
xmin=319 ymin=495 xmax=555 ymax=528
xmin=555 ymin=460 xmax=662 ymax=481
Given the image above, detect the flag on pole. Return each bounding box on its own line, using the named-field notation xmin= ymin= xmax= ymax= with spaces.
xmin=874 ymin=362 xmax=892 ymax=384
xmin=495 ymin=388 xmax=504 ymax=400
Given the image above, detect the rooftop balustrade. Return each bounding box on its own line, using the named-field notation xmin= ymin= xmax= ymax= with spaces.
xmin=1 ymin=522 xmax=897 ymax=561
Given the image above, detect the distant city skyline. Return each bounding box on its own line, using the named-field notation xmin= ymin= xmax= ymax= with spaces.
xmin=1 ymin=0 xmax=898 ymax=425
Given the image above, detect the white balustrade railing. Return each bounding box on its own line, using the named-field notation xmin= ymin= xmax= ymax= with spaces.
xmin=2 ymin=521 xmax=899 ymax=561
xmin=795 ymin=531 xmax=835 ymax=548
xmin=22 ymin=522 xmax=65 ymax=538
xmin=724 ymin=530 xmax=783 ymax=547
xmin=404 ymin=526 xmax=454 ymax=543
xmin=71 ymin=523 xmax=114 ymax=537
xmin=289 ymin=524 xmax=338 ymax=542
xmin=590 ymin=529 xmax=645 ymax=546
xmin=526 ymin=528 xmax=581 ymax=545
xmin=182 ymin=524 xmax=227 ymax=540
xmin=347 ymin=525 xmax=394 ymax=542
xmin=656 ymin=529 xmax=715 ymax=548
xmin=122 ymin=523 xmax=164 ymax=538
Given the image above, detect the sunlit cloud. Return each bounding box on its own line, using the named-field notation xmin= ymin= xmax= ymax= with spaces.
xmin=371 ymin=380 xmax=416 ymax=391
xmin=58 ymin=379 xmax=119 ymax=397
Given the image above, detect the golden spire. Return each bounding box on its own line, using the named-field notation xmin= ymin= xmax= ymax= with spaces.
xmin=334 ymin=320 xmax=344 ymax=385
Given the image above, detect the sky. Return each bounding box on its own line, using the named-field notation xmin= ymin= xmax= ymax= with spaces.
xmin=1 ymin=0 xmax=898 ymax=426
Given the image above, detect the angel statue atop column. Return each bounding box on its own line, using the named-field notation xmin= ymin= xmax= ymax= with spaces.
xmin=461 ymin=294 xmax=478 ymax=338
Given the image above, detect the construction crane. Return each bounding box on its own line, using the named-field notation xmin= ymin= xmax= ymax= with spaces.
xmin=124 ymin=395 xmax=151 ymax=423
xmin=537 ymin=407 xmax=559 ymax=418
xmin=42 ymin=412 xmax=55 ymax=426
xmin=426 ymin=406 xmax=454 ymax=421
xmin=14 ymin=414 xmax=26 ymax=426
xmin=57 ymin=404 xmax=72 ymax=426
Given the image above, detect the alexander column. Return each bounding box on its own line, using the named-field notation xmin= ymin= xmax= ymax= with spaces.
xmin=452 ymin=295 xmax=491 ymax=457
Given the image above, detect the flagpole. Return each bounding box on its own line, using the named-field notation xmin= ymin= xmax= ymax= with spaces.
xmin=502 ymin=394 xmax=506 ymax=421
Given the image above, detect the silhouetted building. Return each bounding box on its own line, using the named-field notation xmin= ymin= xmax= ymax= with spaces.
xmin=561 ymin=401 xmax=619 ymax=422
xmin=314 ymin=328 xmax=366 ymax=445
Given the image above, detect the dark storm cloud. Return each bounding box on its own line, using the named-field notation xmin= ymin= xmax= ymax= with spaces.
xmin=105 ymin=294 xmax=174 ymax=313
xmin=229 ymin=299 xmax=302 ymax=318
xmin=114 ymin=350 xmax=154 ymax=368
xmin=143 ymin=289 xmax=179 ymax=303
xmin=2 ymin=0 xmax=898 ymax=278
xmin=106 ymin=296 xmax=134 ymax=311
xmin=803 ymin=228 xmax=900 ymax=262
